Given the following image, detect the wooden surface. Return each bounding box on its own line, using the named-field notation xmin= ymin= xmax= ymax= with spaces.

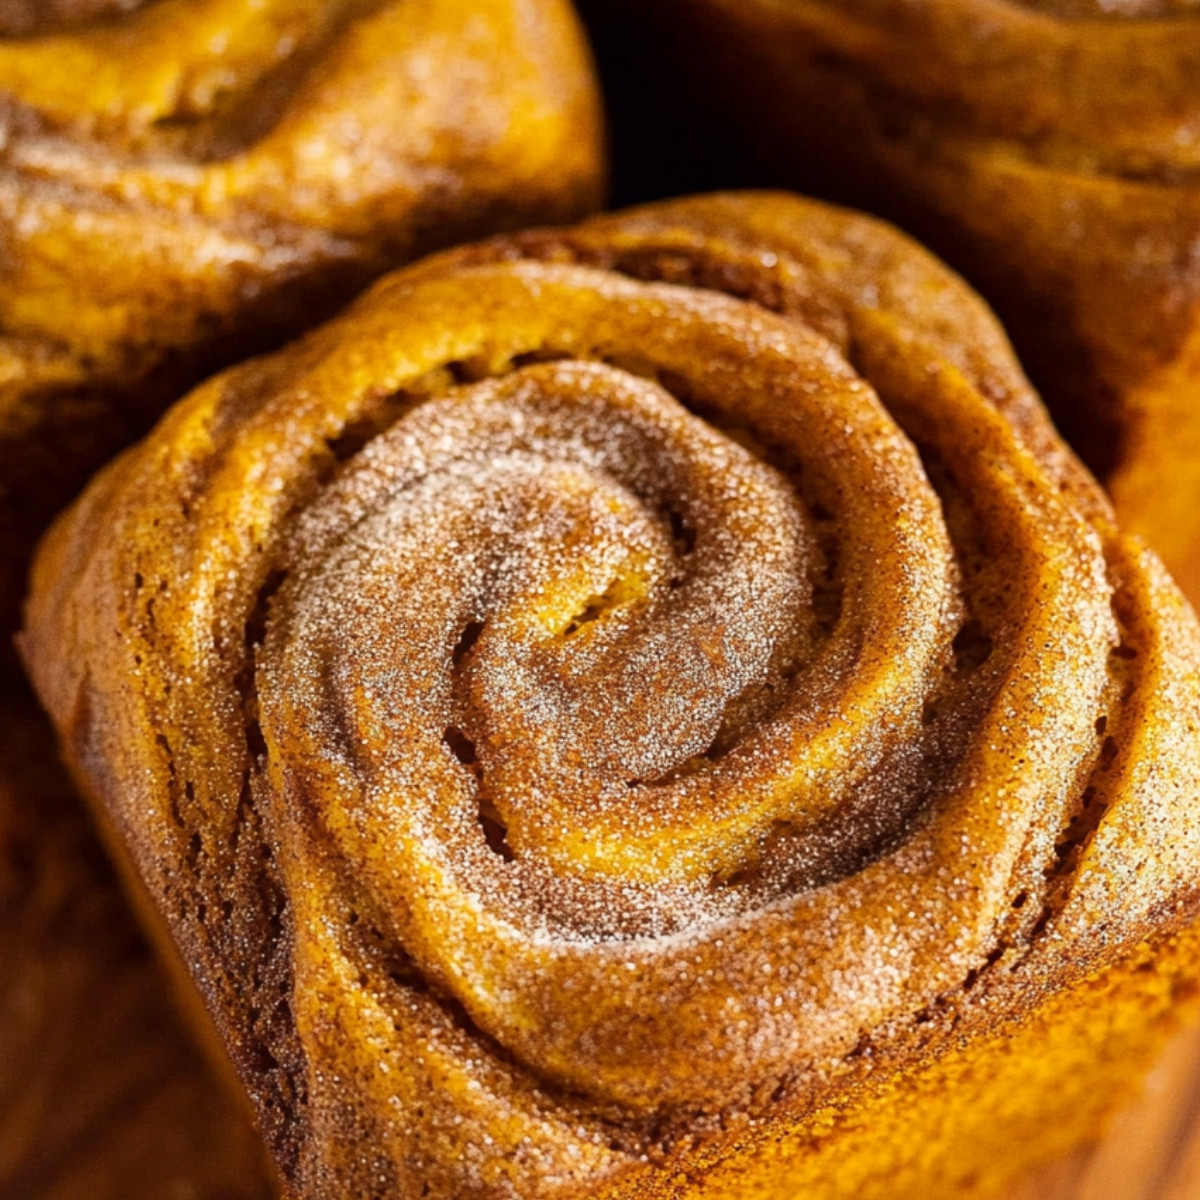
xmin=1007 ymin=1020 xmax=1200 ymax=1200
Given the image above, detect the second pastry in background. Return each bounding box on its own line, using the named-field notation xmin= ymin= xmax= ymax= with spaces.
xmin=0 ymin=0 xmax=605 ymax=683
xmin=630 ymin=0 xmax=1200 ymax=605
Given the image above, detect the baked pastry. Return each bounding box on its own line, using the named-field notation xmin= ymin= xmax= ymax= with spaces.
xmin=21 ymin=192 xmax=1200 ymax=1198
xmin=0 ymin=0 xmax=604 ymax=681
xmin=634 ymin=0 xmax=1200 ymax=607
xmin=0 ymin=688 xmax=276 ymax=1200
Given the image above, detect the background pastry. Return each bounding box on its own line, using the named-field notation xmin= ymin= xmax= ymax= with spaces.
xmin=0 ymin=0 xmax=604 ymax=680
xmin=21 ymin=192 xmax=1200 ymax=1198
xmin=624 ymin=0 xmax=1200 ymax=606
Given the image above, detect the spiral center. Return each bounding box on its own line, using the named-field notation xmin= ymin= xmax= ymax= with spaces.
xmin=284 ymin=361 xmax=817 ymax=881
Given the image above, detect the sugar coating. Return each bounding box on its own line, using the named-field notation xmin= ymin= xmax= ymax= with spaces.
xmin=21 ymin=193 xmax=1200 ymax=1200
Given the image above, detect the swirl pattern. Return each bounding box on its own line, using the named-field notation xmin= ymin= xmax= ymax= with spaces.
xmin=0 ymin=0 xmax=603 ymax=682
xmin=22 ymin=194 xmax=1200 ymax=1198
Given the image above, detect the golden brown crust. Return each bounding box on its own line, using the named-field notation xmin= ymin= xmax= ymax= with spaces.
xmin=639 ymin=0 xmax=1200 ymax=604
xmin=0 ymin=0 xmax=604 ymax=680
xmin=21 ymin=192 xmax=1200 ymax=1198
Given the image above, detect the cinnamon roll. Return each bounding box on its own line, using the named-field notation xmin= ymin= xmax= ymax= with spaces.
xmin=0 ymin=0 xmax=604 ymax=680
xmin=22 ymin=193 xmax=1200 ymax=1198
xmin=634 ymin=0 xmax=1200 ymax=608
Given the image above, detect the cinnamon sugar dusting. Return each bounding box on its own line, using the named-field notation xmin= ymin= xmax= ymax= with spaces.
xmin=21 ymin=194 xmax=1200 ymax=1200
xmin=252 ymin=254 xmax=1120 ymax=1119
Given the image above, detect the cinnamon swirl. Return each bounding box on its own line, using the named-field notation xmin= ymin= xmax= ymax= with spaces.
xmin=22 ymin=192 xmax=1200 ymax=1198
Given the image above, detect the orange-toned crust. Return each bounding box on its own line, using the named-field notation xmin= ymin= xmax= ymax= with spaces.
xmin=21 ymin=192 xmax=1200 ymax=1197
xmin=641 ymin=0 xmax=1200 ymax=606
xmin=0 ymin=0 xmax=604 ymax=681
